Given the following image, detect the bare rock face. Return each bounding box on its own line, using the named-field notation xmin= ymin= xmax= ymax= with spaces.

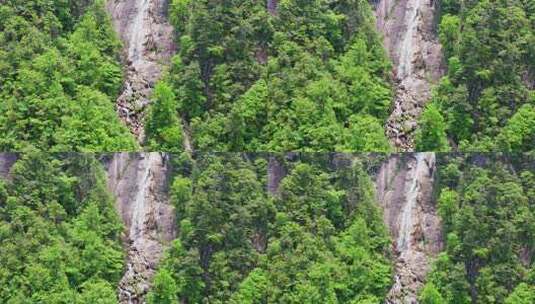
xmin=0 ymin=153 xmax=17 ymax=180
xmin=267 ymin=0 xmax=278 ymax=15
xmin=106 ymin=0 xmax=176 ymax=141
xmin=374 ymin=0 xmax=445 ymax=151
xmin=375 ymin=153 xmax=442 ymax=303
xmin=106 ymin=153 xmax=176 ymax=304
xmin=267 ymin=156 xmax=286 ymax=196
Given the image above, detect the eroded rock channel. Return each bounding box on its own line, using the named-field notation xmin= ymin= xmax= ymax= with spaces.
xmin=375 ymin=153 xmax=442 ymax=303
xmin=374 ymin=0 xmax=444 ymax=151
xmin=106 ymin=0 xmax=175 ymax=141
xmin=106 ymin=153 xmax=176 ymax=303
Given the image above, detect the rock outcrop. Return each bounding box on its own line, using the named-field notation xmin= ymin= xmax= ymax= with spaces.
xmin=375 ymin=153 xmax=442 ymax=303
xmin=106 ymin=0 xmax=175 ymax=141
xmin=0 ymin=153 xmax=17 ymax=180
xmin=374 ymin=0 xmax=444 ymax=151
xmin=106 ymin=153 xmax=176 ymax=303
xmin=267 ymin=156 xmax=286 ymax=196
xmin=267 ymin=0 xmax=278 ymax=15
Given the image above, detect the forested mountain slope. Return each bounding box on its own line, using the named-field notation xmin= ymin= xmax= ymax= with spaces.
xmin=0 ymin=152 xmax=125 ymax=302
xmin=0 ymin=0 xmax=137 ymax=151
xmin=0 ymin=0 xmax=394 ymax=152
xmin=422 ymin=153 xmax=535 ymax=303
xmin=140 ymin=152 xmax=535 ymax=304
xmin=144 ymin=0 xmax=535 ymax=152
xmin=147 ymin=153 xmax=393 ymax=303
xmin=420 ymin=0 xmax=535 ymax=151
xmin=145 ymin=0 xmax=394 ymax=152
xmin=2 ymin=0 xmax=533 ymax=152
xmin=0 ymin=152 xmax=533 ymax=303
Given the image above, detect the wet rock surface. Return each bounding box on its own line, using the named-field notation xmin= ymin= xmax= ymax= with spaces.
xmin=106 ymin=0 xmax=175 ymax=141
xmin=374 ymin=0 xmax=445 ymax=151
xmin=106 ymin=153 xmax=176 ymax=304
xmin=375 ymin=153 xmax=442 ymax=303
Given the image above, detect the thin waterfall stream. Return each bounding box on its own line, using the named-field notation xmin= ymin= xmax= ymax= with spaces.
xmin=396 ymin=152 xmax=426 ymax=252
xmin=128 ymin=153 xmax=155 ymax=246
xmin=106 ymin=153 xmax=176 ymax=304
xmin=375 ymin=153 xmax=442 ymax=303
xmin=107 ymin=0 xmax=175 ymax=141
xmin=397 ymin=0 xmax=422 ymax=80
xmin=127 ymin=0 xmax=151 ymax=65
xmin=374 ymin=0 xmax=444 ymax=151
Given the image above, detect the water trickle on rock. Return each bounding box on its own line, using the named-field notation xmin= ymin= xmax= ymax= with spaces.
xmin=106 ymin=153 xmax=176 ymax=304
xmin=107 ymin=0 xmax=175 ymax=141
xmin=128 ymin=153 xmax=154 ymax=243
xmin=396 ymin=152 xmax=426 ymax=252
xmin=375 ymin=153 xmax=442 ymax=303
xmin=127 ymin=0 xmax=151 ymax=65
xmin=374 ymin=0 xmax=445 ymax=151
xmin=397 ymin=0 xmax=421 ymax=80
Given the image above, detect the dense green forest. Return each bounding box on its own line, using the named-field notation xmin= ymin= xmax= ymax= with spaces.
xmin=148 ymin=0 xmax=535 ymax=153
xmin=0 ymin=0 xmax=137 ymax=151
xmin=423 ymin=0 xmax=535 ymax=151
xmin=422 ymin=154 xmax=535 ymax=303
xmin=0 ymin=152 xmax=534 ymax=303
xmin=1 ymin=0 xmax=534 ymax=152
xmin=147 ymin=153 xmax=393 ymax=303
xmin=145 ymin=152 xmax=535 ymax=303
xmin=1 ymin=0 xmax=535 ymax=302
xmin=0 ymin=152 xmax=124 ymax=302
xmin=146 ymin=0 xmax=394 ymax=152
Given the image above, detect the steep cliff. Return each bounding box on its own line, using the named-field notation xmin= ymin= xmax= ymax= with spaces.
xmin=374 ymin=0 xmax=444 ymax=150
xmin=106 ymin=153 xmax=176 ymax=303
xmin=267 ymin=155 xmax=286 ymax=196
xmin=375 ymin=153 xmax=442 ymax=303
xmin=106 ymin=0 xmax=175 ymax=141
